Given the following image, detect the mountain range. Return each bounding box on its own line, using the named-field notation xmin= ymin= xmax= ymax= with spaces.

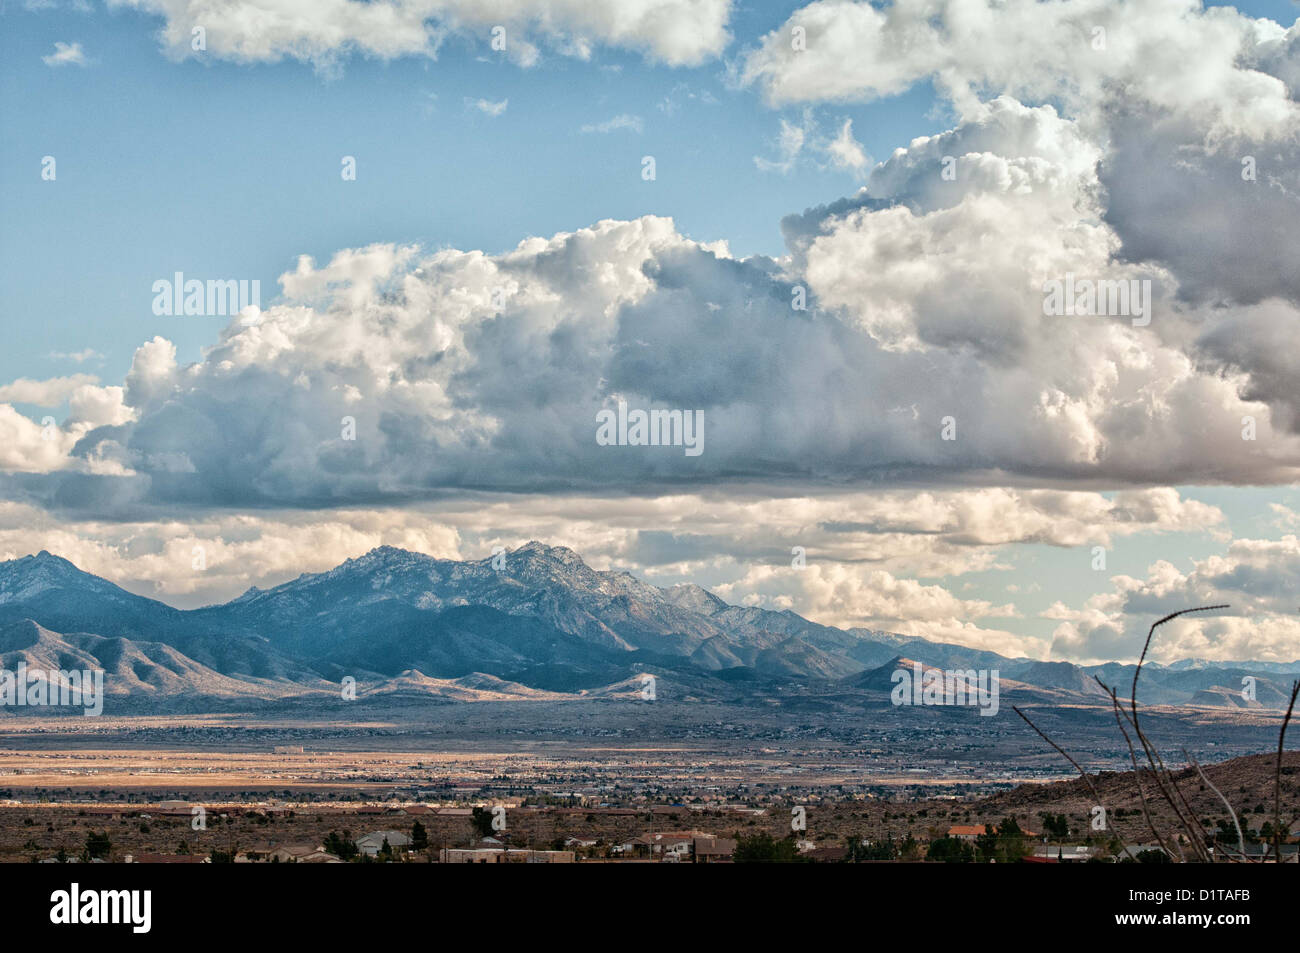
xmin=0 ymin=543 xmax=1295 ymax=714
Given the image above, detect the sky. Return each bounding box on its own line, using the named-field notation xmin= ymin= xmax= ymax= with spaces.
xmin=2 ymin=0 xmax=1300 ymax=665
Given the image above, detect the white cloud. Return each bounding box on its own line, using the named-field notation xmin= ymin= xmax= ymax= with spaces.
xmin=754 ymin=116 xmax=807 ymax=173
xmin=1046 ymin=534 xmax=1300 ymax=662
xmin=753 ymin=112 xmax=873 ymax=178
xmin=0 ymin=486 xmax=1223 ymax=630
xmin=43 ymin=3 xmax=1292 ymax=511
xmin=825 ymin=117 xmax=869 ymax=173
xmin=741 ymin=0 xmax=1298 ymax=137
xmin=0 ymin=375 xmax=99 ymax=406
xmin=6 ymin=179 xmax=1300 ymax=505
xmin=42 ymin=41 xmax=87 ymax=66
xmin=47 ymin=349 xmax=104 ymax=364
xmin=580 ymin=113 xmax=644 ymax=134
xmin=109 ymin=0 xmax=734 ymax=68
xmin=747 ymin=1 xmax=1300 ymax=314
xmin=467 ymin=96 xmax=508 ymax=116
xmin=0 ymin=503 xmax=462 ymax=607
xmin=717 ymin=560 xmax=1034 ymax=656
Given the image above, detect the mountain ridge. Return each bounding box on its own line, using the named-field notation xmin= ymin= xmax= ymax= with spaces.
xmin=0 ymin=545 xmax=1295 ymax=713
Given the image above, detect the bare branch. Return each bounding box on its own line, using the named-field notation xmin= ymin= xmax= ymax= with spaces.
xmin=1270 ymin=680 xmax=1299 ymax=863
xmin=1186 ymin=750 xmax=1243 ymax=863
xmin=1097 ymin=680 xmax=1179 ymax=861
xmin=1125 ymin=605 xmax=1227 ymax=862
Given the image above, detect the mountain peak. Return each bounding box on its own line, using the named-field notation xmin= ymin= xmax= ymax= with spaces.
xmin=361 ymin=544 xmax=415 ymax=559
xmin=16 ymin=549 xmax=76 ymax=568
xmin=0 ymin=549 xmax=94 ymax=590
xmin=343 ymin=545 xmax=430 ymax=569
xmin=514 ymin=540 xmax=583 ymax=562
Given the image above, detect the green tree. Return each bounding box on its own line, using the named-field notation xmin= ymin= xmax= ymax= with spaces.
xmin=470 ymin=806 xmax=495 ymax=839
xmin=975 ymin=818 xmax=1028 ymax=863
xmin=83 ymin=830 xmax=111 ymax=861
xmin=899 ymin=834 xmax=924 ymax=862
xmin=1039 ymin=812 xmax=1069 ymax=839
xmin=733 ymin=832 xmax=802 ymax=863
xmin=926 ymin=837 xmax=975 ymax=863
xmin=849 ymin=836 xmax=897 ymax=861
xmin=1136 ymin=848 xmax=1170 ymax=864
xmin=323 ymin=830 xmax=358 ymax=860
xmin=411 ymin=820 xmax=429 ymax=851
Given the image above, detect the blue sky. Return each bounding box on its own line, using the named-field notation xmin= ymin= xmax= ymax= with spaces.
xmin=2 ymin=1 xmax=1299 ymax=663
xmin=2 ymin=1 xmax=947 ymax=384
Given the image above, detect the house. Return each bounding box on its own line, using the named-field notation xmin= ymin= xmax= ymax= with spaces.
xmin=355 ymin=831 xmax=413 ymax=856
xmin=631 ymin=831 xmax=708 ymax=859
xmin=1213 ymin=843 xmax=1299 ymax=862
xmin=40 ymin=857 xmax=107 ymax=864
xmin=1030 ymin=845 xmax=1098 ymax=863
xmin=440 ymin=849 xmax=575 ymax=864
xmin=295 ymin=850 xmax=344 ymax=864
xmin=126 ymin=853 xmax=208 ymax=864
xmin=692 ymin=836 xmax=737 ymax=863
xmin=267 ymin=845 xmax=342 ymax=864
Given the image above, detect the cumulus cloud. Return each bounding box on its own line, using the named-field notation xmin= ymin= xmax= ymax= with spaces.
xmin=0 ymin=374 xmax=99 ymax=406
xmin=21 ymin=1 xmax=1287 ymax=508
xmin=0 ymin=502 xmax=461 ymax=608
xmin=0 ymin=484 xmax=1229 ymax=652
xmin=1047 ymin=535 xmax=1300 ymax=663
xmin=717 ymin=560 xmax=1035 ymax=656
xmin=4 ymin=188 xmax=1298 ymax=511
xmin=109 ymin=0 xmax=734 ymax=68
xmin=745 ymin=0 xmax=1300 ymax=373
xmin=0 ymin=373 xmax=132 ymax=474
xmin=740 ymin=0 xmax=1297 ymax=132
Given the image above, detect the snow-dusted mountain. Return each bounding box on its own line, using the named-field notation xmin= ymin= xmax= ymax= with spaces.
xmin=0 ymin=544 xmax=1295 ymax=712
